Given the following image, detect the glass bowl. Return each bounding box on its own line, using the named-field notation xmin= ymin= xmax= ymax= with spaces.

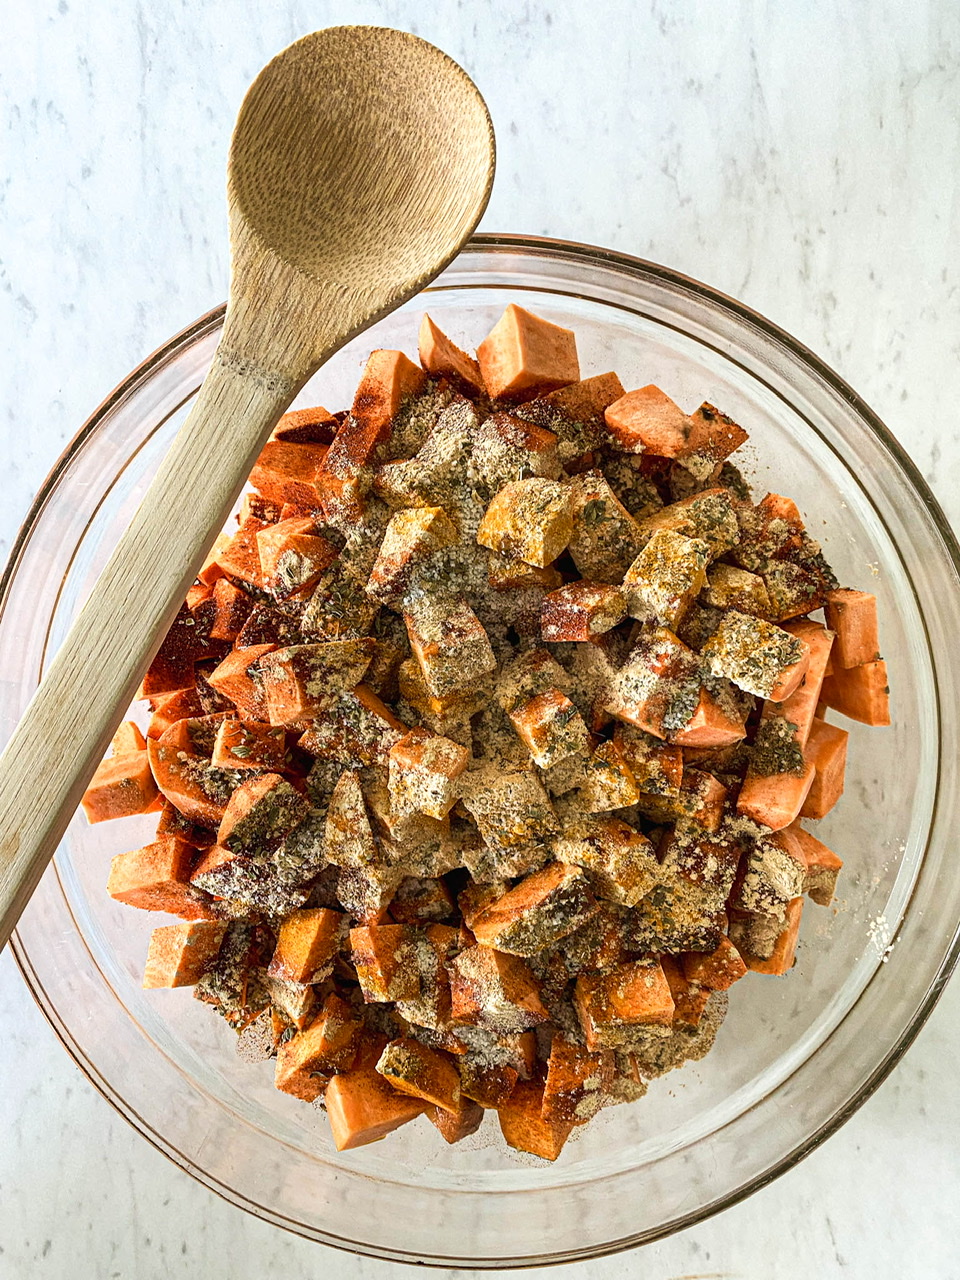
xmin=4 ymin=236 xmax=960 ymax=1268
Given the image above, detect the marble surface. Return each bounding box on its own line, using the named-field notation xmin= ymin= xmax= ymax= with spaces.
xmin=3 ymin=2 xmax=960 ymax=1276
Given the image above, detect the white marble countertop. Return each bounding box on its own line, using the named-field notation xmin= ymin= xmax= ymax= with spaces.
xmin=3 ymin=3 xmax=959 ymax=1276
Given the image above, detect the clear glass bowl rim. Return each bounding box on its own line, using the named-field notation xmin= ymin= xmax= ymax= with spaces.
xmin=5 ymin=232 xmax=960 ymax=1265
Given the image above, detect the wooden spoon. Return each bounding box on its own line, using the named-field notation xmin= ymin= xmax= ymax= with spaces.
xmin=0 ymin=26 xmax=494 ymax=949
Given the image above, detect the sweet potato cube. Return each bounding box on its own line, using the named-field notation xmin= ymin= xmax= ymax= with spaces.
xmin=488 ymin=552 xmax=563 ymax=592
xmin=271 ymin=404 xmax=338 ymax=444
xmin=418 ymin=314 xmax=484 ymax=394
xmin=684 ymin=402 xmax=749 ymax=468
xmin=823 ymin=589 xmax=880 ymax=669
xmin=701 ymin=563 xmax=772 ymax=617
xmin=155 ymin=800 xmax=217 ymax=848
xmin=206 ymin=644 xmax=276 ymax=720
xmin=787 ymin=822 xmax=843 ymax=906
xmin=471 ymin=411 xmax=562 ymax=495
xmin=477 ymin=304 xmax=579 ymax=402
xmin=250 ymin=441 xmax=329 ymax=511
xmin=681 ymin=937 xmax=748 ymax=990
xmin=388 ymin=876 xmax=455 ymax=925
xmin=670 ymin=687 xmax=747 ymax=748
xmin=623 ymin=529 xmax=710 ymax=627
xmin=574 ymin=958 xmax=676 ymax=1050
xmin=197 ymin=534 xmax=231 ymax=586
xmin=542 ymin=1037 xmax=614 ymax=1124
xmin=637 ymin=488 xmax=739 ymax=559
xmin=540 ymin=581 xmax=626 ymax=642
xmin=366 ymin=506 xmax=458 ymax=605
xmin=388 ymin=727 xmax=470 ymax=820
xmin=543 ymin=371 xmax=626 ymax=433
xmin=603 ymin=384 xmax=689 ymax=456
xmin=553 ymin=816 xmax=659 ymax=907
xmin=207 ymin=577 xmax=255 ymax=642
xmin=350 ymin=924 xmax=421 ymax=1001
xmin=428 ymin=1096 xmax=485 ymax=1144
xmin=398 ymin=658 xmax=489 ymax=734
xmin=459 ymin=1058 xmax=519 ymax=1108
xmin=142 ymin=920 xmax=226 ymax=988
xmin=323 ymin=770 xmax=379 ymax=869
xmin=603 ymin=626 xmax=700 ymax=739
xmin=448 ymin=945 xmax=549 ymax=1031
xmin=702 ymin=611 xmax=810 ymax=701
xmin=498 ymin=1079 xmax=576 ymax=1160
xmin=111 ymin=721 xmax=147 ymax=755
xmin=349 ymin=348 xmax=428 ymax=446
xmin=578 ymin=741 xmax=640 ymax=813
xmin=81 ymin=751 xmax=158 ymax=823
xmin=404 ymin=598 xmax=497 ymax=698
xmin=508 ymin=688 xmax=591 ymax=770
xmin=146 ymin=737 xmax=229 ymax=828
xmin=459 ymin=766 xmax=559 ymax=850
xmin=256 ymin=519 xmax=339 ymax=600
xmin=338 ymin=865 xmax=405 ymax=925
xmin=476 ymin=477 xmax=573 ymax=568
xmin=211 ymin=718 xmax=286 ymax=771
xmin=612 ymin=724 xmax=684 ymax=796
xmin=740 ymin=896 xmax=804 ymax=975
xmin=325 ymin=1067 xmax=427 ymax=1150
xmin=820 ymin=659 xmax=891 ymax=726
xmin=471 ymin=863 xmax=597 ymax=956
xmin=217 ymin=773 xmax=309 ymax=854
xmin=737 ymin=759 xmax=816 ymax=831
xmin=635 ymin=768 xmax=727 ymax=833
xmin=258 ymin=639 xmax=375 ymax=724
xmin=376 ymin=1037 xmax=462 ymax=1113
xmin=213 ymin=516 xmax=269 ymax=591
xmin=566 ymin=471 xmax=644 ymax=583
xmin=268 ymin=907 xmax=346 ymax=983
xmin=799 ymin=718 xmax=849 ymax=819
xmin=107 ymin=836 xmax=217 ymax=921
xmin=731 ymin=832 xmax=807 ymax=919
xmin=274 ymin=993 xmax=362 ymax=1100
xmin=759 ymin=618 xmax=835 ymax=749
xmin=299 ymin=684 xmax=407 ymax=767
xmin=660 ymin=956 xmax=712 ymax=1028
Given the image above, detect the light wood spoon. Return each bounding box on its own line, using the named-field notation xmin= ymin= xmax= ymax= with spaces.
xmin=0 ymin=26 xmax=494 ymax=949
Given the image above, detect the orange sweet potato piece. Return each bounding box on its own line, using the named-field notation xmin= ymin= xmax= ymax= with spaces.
xmin=325 ymin=1067 xmax=427 ymax=1150
xmin=249 ymin=441 xmax=329 ymax=511
xmin=211 ymin=718 xmax=286 ymax=771
xmin=477 ymin=304 xmax=579 ymax=402
xmin=540 ymin=581 xmax=626 ymax=642
xmin=684 ymin=401 xmax=749 ymax=464
xmin=376 ymin=1037 xmax=462 ymax=1113
xmin=110 ymin=721 xmax=147 ymax=756
xmin=217 ymin=772 xmax=308 ymax=854
xmin=213 ymin=516 xmax=269 ymax=591
xmin=271 ymin=404 xmax=339 ymax=444
xmin=764 ymin=618 xmax=835 ymax=748
xmin=787 ymin=822 xmax=843 ymax=906
xmin=498 ymin=1079 xmax=576 ymax=1160
xmin=206 ymin=644 xmax=276 ymax=720
xmin=574 ymin=958 xmax=676 ymax=1049
xmin=297 ymin=684 xmax=407 ymax=766
xmin=603 ymin=384 xmax=688 ymax=456
xmin=418 ymin=314 xmax=484 ymax=394
xmin=140 ymin=602 xmax=225 ymax=697
xmin=823 ymin=589 xmax=880 ymax=669
xmin=81 ymin=751 xmax=158 ymax=823
xmin=258 ymin=640 xmax=375 ymax=725
xmin=197 ymin=534 xmax=231 ymax=586
xmin=820 ymin=659 xmax=890 ymax=726
xmin=736 ymin=760 xmax=816 ymax=832
xmin=107 ymin=836 xmax=218 ymax=920
xmin=274 ymin=992 xmax=361 ymax=1100
xmin=148 ymin=736 xmax=230 ymax=828
xmin=388 ymin=727 xmax=470 ymax=819
xmin=208 ymin=578 xmax=254 ymax=642
xmin=542 ymin=371 xmax=626 ymax=427
xmin=427 ymin=1096 xmax=485 ymax=1144
xmin=740 ymin=896 xmax=804 ymax=975
xmin=660 ymin=955 xmax=711 ymax=1028
xmin=142 ymin=920 xmax=226 ymax=988
xmin=155 ymin=799 xmax=217 ymax=849
xmin=256 ymin=518 xmax=339 ymax=600
xmin=799 ymin=718 xmax=849 ymax=820
xmin=541 ymin=1037 xmax=614 ymax=1124
xmin=448 ymin=944 xmax=549 ymax=1031
xmin=268 ymin=907 xmax=345 ymax=983
xmin=350 ymin=924 xmax=421 ymax=1002
xmin=681 ymin=937 xmax=748 ymax=990
xmin=146 ymin=687 xmax=204 ymax=739
xmin=670 ymin=688 xmax=746 ymax=747
xmin=471 ymin=863 xmax=597 ymax=956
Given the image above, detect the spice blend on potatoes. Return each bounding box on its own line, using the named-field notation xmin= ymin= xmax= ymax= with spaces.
xmin=84 ymin=304 xmax=889 ymax=1160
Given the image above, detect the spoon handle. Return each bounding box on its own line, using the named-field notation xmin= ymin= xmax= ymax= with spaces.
xmin=0 ymin=351 xmax=298 ymax=950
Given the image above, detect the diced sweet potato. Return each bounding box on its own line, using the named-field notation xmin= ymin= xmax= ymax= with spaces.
xmin=578 ymin=741 xmax=640 ymax=813
xmin=256 ymin=518 xmax=339 ymax=600
xmin=388 ymin=876 xmax=455 ymax=925
xmin=543 ymin=371 xmax=625 ymax=432
xmin=250 ymin=441 xmax=329 ymax=511
xmin=325 ymin=1067 xmax=427 ymax=1150
xmin=635 ymin=768 xmax=727 ymax=832
xmin=683 ymin=402 xmax=749 ymax=469
xmin=376 ymin=1037 xmax=462 ymax=1113
xmin=737 ymin=753 xmax=816 ymax=831
xmin=142 ymin=920 xmax=226 ymax=988
xmin=207 ymin=578 xmax=255 ymax=642
xmin=799 ymin=718 xmax=849 ymax=819
xmin=146 ymin=687 xmax=204 ymax=739
xmin=211 ymin=718 xmax=286 ymax=771
xmin=459 ymin=1057 xmax=520 ymax=1108
xmin=111 ymin=721 xmax=147 ymax=755
xmin=542 ymin=1037 xmax=614 ymax=1123
xmin=323 ymin=770 xmax=380 ymax=870
xmin=213 ymin=516 xmax=269 ymax=592
xmin=146 ymin=738 xmax=228 ymax=828
xmin=206 ymin=644 xmax=276 ymax=720
xmin=670 ymin=688 xmax=747 ymax=747
xmin=197 ymin=534 xmax=231 ymax=586
xmin=471 ymin=863 xmax=597 ymax=956
xmin=459 ymin=766 xmax=559 ymax=850
xmin=351 ymin=349 xmax=428 ymax=447
xmin=739 ymin=896 xmax=804 ymax=975
xmin=573 ymin=958 xmax=676 ymax=1049
xmin=404 ymin=598 xmax=496 ymax=698
xmin=350 ymin=924 xmax=421 ymax=1001
xmin=622 ymin=529 xmax=710 ymax=627
xmin=508 ymin=688 xmax=591 ymax=770
xmin=477 ymin=304 xmax=579 ymax=402
xmin=299 ymin=684 xmax=407 ymax=766
xmin=820 ymin=659 xmax=890 ymax=726
xmin=681 ymin=937 xmax=748 ymax=990
xmin=448 ymin=944 xmax=549 ymax=1031
xmin=427 ymin=1096 xmax=485 ymax=1144
xmin=271 ymin=404 xmax=339 ymax=444
xmin=612 ymin=723 xmax=684 ymax=796
xmin=81 ymin=751 xmax=158 ymax=823
xmin=540 ymin=581 xmax=626 ymax=642
xmin=366 ymin=506 xmax=458 ymax=605
xmin=418 ymin=314 xmax=484 ymax=394
xmin=217 ymin=773 xmax=309 ymax=854
xmin=107 ymin=836 xmax=218 ymax=920
xmin=603 ymin=626 xmax=701 ymax=740
xmin=702 ymin=611 xmax=810 ymax=701
xmin=498 ymin=1078 xmax=576 ymax=1160
xmin=476 ymin=477 xmax=573 ymax=568
xmin=257 ymin=639 xmax=375 ymax=725
xmin=388 ymin=727 xmax=470 ymax=819
xmin=701 ymin=563 xmax=772 ymax=617
xmin=566 ymin=471 xmax=644 ymax=583
xmin=759 ymin=618 xmax=835 ymax=748
xmin=140 ymin=601 xmax=226 ymax=698
xmin=553 ymin=816 xmax=659 ymax=908
xmin=660 ymin=955 xmax=711 ymax=1028
xmin=787 ymin=822 xmax=843 ymax=906
xmin=274 ymin=992 xmax=362 ymax=1100
xmin=155 ymin=800 xmax=217 ymax=849
xmin=268 ymin=907 xmax=345 ymax=983
xmin=471 ymin=411 xmax=562 ymax=494
xmin=823 ymin=589 xmax=880 ymax=668
xmin=488 ymin=552 xmax=563 ymax=592
xmin=603 ymin=384 xmax=689 ymax=457
xmin=637 ymin=488 xmax=739 ymax=559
